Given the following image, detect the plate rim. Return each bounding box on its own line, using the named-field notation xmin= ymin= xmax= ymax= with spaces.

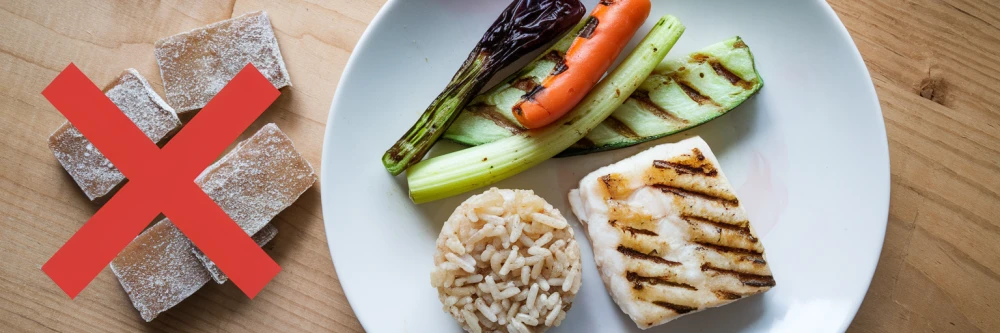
xmin=814 ymin=1 xmax=891 ymax=331
xmin=319 ymin=0 xmax=402 ymax=329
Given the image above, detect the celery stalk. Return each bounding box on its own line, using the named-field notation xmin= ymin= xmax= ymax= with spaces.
xmin=407 ymin=15 xmax=685 ymax=203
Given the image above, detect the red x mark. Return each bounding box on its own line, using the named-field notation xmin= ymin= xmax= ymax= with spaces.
xmin=41 ymin=63 xmax=281 ymax=299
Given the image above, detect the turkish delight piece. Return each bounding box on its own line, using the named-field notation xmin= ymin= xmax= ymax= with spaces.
xmin=110 ymin=219 xmax=277 ymax=321
xmin=191 ymin=123 xmax=315 ymax=274
xmin=110 ymin=218 xmax=209 ymax=322
xmin=110 ymin=124 xmax=313 ymax=321
xmin=195 ymin=224 xmax=278 ymax=284
xmin=154 ymin=11 xmax=291 ymax=113
xmin=48 ymin=69 xmax=181 ymax=201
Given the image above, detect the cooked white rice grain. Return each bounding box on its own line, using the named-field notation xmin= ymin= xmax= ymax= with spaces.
xmin=563 ymin=267 xmax=577 ymax=292
xmin=545 ymin=298 xmax=562 ymax=326
xmin=528 ymin=246 xmax=552 ymax=257
xmin=546 ymin=292 xmax=561 ymax=309
xmin=512 ymin=318 xmax=533 ymax=333
xmin=447 ymin=237 xmax=466 ymax=255
xmin=519 ymin=234 xmax=535 ymax=248
xmin=516 ymin=313 xmax=539 ymax=326
xmin=507 ymin=302 xmax=520 ymax=321
xmin=432 ymin=188 xmax=582 ymax=333
xmin=532 ymin=213 xmax=567 ymax=229
xmin=535 ymin=232 xmax=552 ymax=246
xmin=526 ymin=283 xmax=539 ymax=309
xmin=538 ymin=278 xmax=550 ymax=291
xmin=476 ymin=298 xmax=497 ymax=322
xmin=445 ymin=273 xmax=456 ymax=288
xmin=510 ymin=221 xmax=524 ymax=244
xmin=531 ymin=262 xmax=544 ymax=280
xmin=520 ymin=266 xmax=530 ymax=286
xmin=497 ymin=287 xmax=520 ymax=299
xmin=446 ymin=253 xmax=476 ymax=273
xmin=514 ymin=288 xmax=529 ymax=302
xmin=462 ymin=309 xmax=481 ymax=333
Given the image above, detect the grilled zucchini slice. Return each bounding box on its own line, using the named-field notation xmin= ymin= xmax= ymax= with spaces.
xmin=444 ymin=36 xmax=763 ymax=156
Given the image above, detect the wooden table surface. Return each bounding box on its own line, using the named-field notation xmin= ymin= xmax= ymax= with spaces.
xmin=1 ymin=0 xmax=997 ymax=332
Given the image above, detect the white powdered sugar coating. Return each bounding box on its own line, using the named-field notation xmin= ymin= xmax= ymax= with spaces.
xmin=47 ymin=69 xmax=181 ymax=201
xmin=110 ymin=124 xmax=313 ymax=321
xmin=154 ymin=11 xmax=291 ymax=113
xmin=110 ymin=219 xmax=278 ymax=322
xmin=110 ymin=218 xmax=212 ymax=322
xmin=190 ymin=123 xmax=316 ymax=272
xmin=196 ymin=224 xmax=279 ymax=284
xmin=105 ymin=69 xmax=182 ymax=141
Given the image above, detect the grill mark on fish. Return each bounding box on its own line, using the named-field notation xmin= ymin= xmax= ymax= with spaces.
xmin=674 ymin=78 xmax=717 ymax=106
xmin=711 ymin=61 xmax=754 ymax=90
xmin=510 ymin=77 xmax=539 ymax=92
xmin=682 ymin=215 xmax=755 ymax=241
xmin=617 ymin=246 xmax=680 ymax=266
xmin=600 ymin=174 xmax=630 ymax=200
xmin=610 ymin=220 xmax=658 ymax=236
xmin=654 ymin=184 xmax=739 ymax=206
xmin=468 ymin=104 xmax=524 ymax=134
xmin=578 ymin=16 xmax=599 ymax=39
xmin=692 ymin=148 xmax=706 ymax=160
xmin=601 ymin=174 xmax=614 ymax=188
xmin=651 ymin=301 xmax=698 ymax=314
xmin=631 ymin=90 xmax=688 ymax=124
xmin=604 ymin=116 xmax=641 ymax=139
xmin=714 ymin=290 xmax=743 ymax=300
xmin=702 ymin=264 xmax=776 ymax=287
xmin=695 ymin=241 xmax=763 ymax=257
xmin=626 ymin=272 xmax=696 ymax=290
xmin=653 ymin=160 xmax=718 ymax=176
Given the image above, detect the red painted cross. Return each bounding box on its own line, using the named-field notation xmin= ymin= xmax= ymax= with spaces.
xmin=41 ymin=63 xmax=281 ymax=299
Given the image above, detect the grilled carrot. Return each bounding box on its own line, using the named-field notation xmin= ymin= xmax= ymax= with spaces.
xmin=512 ymin=0 xmax=651 ymax=129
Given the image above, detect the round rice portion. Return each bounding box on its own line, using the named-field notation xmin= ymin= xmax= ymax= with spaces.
xmin=431 ymin=188 xmax=582 ymax=333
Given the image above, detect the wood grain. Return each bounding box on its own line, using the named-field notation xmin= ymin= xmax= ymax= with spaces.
xmin=831 ymin=0 xmax=1000 ymax=332
xmin=0 ymin=0 xmax=997 ymax=332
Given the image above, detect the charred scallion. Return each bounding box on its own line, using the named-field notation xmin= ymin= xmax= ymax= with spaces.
xmin=382 ymin=0 xmax=586 ymax=175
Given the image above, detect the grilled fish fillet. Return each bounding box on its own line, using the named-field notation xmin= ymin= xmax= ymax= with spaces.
xmin=568 ymin=136 xmax=775 ymax=329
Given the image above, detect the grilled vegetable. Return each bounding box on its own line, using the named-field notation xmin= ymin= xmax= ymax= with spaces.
xmin=513 ymin=0 xmax=651 ymax=129
xmin=445 ymin=36 xmax=763 ymax=156
xmin=407 ymin=16 xmax=685 ymax=203
xmin=381 ymin=0 xmax=585 ymax=175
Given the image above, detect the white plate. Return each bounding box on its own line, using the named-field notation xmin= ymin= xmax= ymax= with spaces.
xmin=321 ymin=0 xmax=889 ymax=332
